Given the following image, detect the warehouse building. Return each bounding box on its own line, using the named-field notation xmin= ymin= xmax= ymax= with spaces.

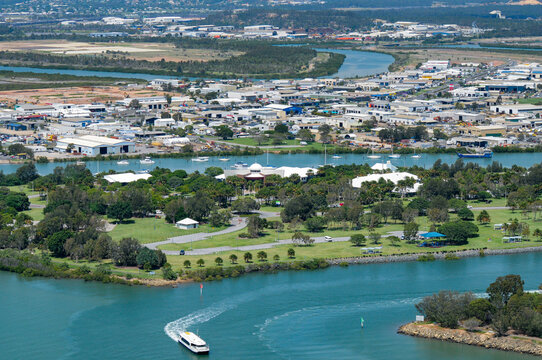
xmin=55 ymin=135 xmax=135 ymax=156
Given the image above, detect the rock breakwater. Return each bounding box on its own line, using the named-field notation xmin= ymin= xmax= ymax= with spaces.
xmin=398 ymin=322 xmax=542 ymax=356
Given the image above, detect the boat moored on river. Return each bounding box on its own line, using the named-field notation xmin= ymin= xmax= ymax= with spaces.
xmin=178 ymin=331 xmax=210 ymax=354
xmin=457 ymin=150 xmax=493 ymax=159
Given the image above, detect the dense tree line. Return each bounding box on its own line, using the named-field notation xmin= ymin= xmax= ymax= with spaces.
xmin=416 ymin=275 xmax=542 ymax=337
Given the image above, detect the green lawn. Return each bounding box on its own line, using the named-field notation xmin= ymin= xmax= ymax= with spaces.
xmin=518 ymin=98 xmax=542 ymax=105
xmin=22 ymin=207 xmax=45 ymax=222
xmin=107 ymin=217 xmax=227 ymax=244
xmin=165 ymin=207 xmax=542 ymax=270
xmin=7 ymin=185 xmax=40 ymax=196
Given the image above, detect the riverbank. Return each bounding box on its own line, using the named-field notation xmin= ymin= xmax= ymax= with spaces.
xmin=398 ymin=322 xmax=542 ymax=356
xmin=4 ymin=244 xmax=542 ymax=287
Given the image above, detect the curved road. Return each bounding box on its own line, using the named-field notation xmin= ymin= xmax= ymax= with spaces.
xmin=147 ymin=206 xmax=513 ymax=256
xmin=144 ymin=210 xmax=280 ymax=253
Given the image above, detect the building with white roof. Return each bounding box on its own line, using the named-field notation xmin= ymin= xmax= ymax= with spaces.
xmin=103 ymin=173 xmax=152 ymax=183
xmin=176 ymin=218 xmax=199 ymax=230
xmin=55 ymin=135 xmax=135 ymax=156
xmin=352 ymin=172 xmax=420 ymax=194
xmin=370 ymin=161 xmax=398 ymax=172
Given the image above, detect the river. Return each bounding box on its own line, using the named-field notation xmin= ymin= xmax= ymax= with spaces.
xmin=0 ymin=48 xmax=393 ymax=81
xmin=1 ymin=152 xmax=540 ymax=175
xmin=1 ymin=253 xmax=540 ymax=359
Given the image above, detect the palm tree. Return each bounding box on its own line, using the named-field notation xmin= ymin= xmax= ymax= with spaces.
xmin=257 ymin=251 xmax=267 ymax=262
xmin=229 ymin=254 xmax=238 ymax=264
xmin=244 ymin=252 xmax=253 ymax=263
xmin=183 ymin=260 xmax=191 ymax=268
xmin=287 ymin=248 xmax=295 ymax=259
xmin=215 ymin=257 xmax=223 ymax=266
xmin=196 ymin=258 xmax=205 ymax=267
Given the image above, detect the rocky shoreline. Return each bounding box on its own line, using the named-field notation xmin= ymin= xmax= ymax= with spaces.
xmin=398 ymin=322 xmax=542 ymax=356
xmin=327 ymin=245 xmax=542 ymax=266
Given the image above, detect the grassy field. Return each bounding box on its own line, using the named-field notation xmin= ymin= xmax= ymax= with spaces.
xmin=107 ymin=217 xmax=227 ymax=244
xmin=22 ymin=207 xmax=45 ymax=222
xmin=0 ymin=40 xmax=242 ymax=63
xmin=518 ymin=98 xmax=542 ymax=105
xmin=164 ymin=207 xmax=542 ymax=269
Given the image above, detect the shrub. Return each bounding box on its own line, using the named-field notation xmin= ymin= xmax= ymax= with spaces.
xmin=417 ymin=254 xmax=436 ymax=262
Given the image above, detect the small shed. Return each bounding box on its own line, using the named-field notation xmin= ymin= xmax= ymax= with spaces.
xmin=176 ymin=218 xmax=199 ymax=230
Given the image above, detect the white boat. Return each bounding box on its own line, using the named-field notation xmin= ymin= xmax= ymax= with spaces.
xmin=192 ymin=157 xmax=209 ymax=162
xmin=389 ymin=148 xmax=401 ymax=158
xmin=332 ymin=155 xmax=341 ymax=159
xmin=219 ymin=158 xmax=230 ymax=162
xmin=411 ymin=152 xmax=421 ymax=159
xmin=117 ymin=160 xmax=129 ymax=165
xmin=75 ymin=161 xmax=85 ymax=166
xmin=178 ymin=331 xmax=209 ymax=354
xmin=367 ymin=148 xmax=380 ymax=159
xmin=231 ymin=162 xmax=248 ymax=169
xmin=140 ymin=157 xmax=155 ymax=165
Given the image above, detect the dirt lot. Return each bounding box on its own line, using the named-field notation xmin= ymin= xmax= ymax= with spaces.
xmin=380 ymin=47 xmax=542 ymax=69
xmin=0 ymin=40 xmax=243 ymax=62
xmin=0 ymin=86 xmax=165 ymax=105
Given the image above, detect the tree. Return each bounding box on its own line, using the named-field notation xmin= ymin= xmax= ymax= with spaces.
xmin=287 ymin=248 xmax=295 ymax=258
xmin=428 ymin=208 xmax=449 ymax=224
xmin=215 ymin=257 xmax=224 ymax=266
xmin=162 ymin=264 xmax=177 ymax=280
xmin=183 ymin=260 xmax=191 ymax=268
xmin=438 ymin=220 xmax=479 ymax=245
xmin=457 ymin=207 xmax=474 ymax=221
xmin=402 ymin=208 xmax=418 ymax=223
xmin=487 ymin=274 xmax=524 ymax=309
xmin=389 ymin=236 xmax=401 ymax=246
xmin=107 ymin=201 xmax=132 ymax=223
xmin=350 ymin=234 xmax=366 ymax=246
xmin=534 ymin=228 xmax=542 ymax=242
xmin=129 ymin=99 xmax=141 ymax=109
xmin=274 ymin=123 xmax=289 ymax=134
xmin=466 ymin=298 xmax=495 ymax=325
xmin=281 ymin=196 xmax=315 ymax=222
xmin=257 ymin=251 xmax=268 ymax=261
xmin=46 ymin=230 xmax=72 ymax=257
xmin=247 ymin=215 xmax=266 ymax=238
xmin=477 ymin=210 xmax=491 ymax=224
xmin=215 ymin=125 xmax=234 ymax=139
xmin=297 ymin=129 xmax=314 ymax=142
xmin=462 ymin=318 xmax=481 ymax=332
xmin=415 ymin=290 xmax=475 ymax=328
xmin=232 ymin=198 xmax=260 ymax=214
xmin=369 ymin=230 xmax=381 ymax=244
xmin=403 ymin=222 xmax=419 ymax=244
xmin=136 ymin=247 xmax=166 ymax=270
xmin=244 ymin=252 xmax=253 ymax=263
xmin=16 ymin=163 xmax=38 ymax=183
xmin=229 ymin=254 xmax=238 ymax=264
xmin=204 ymin=167 xmax=224 ymax=177
xmin=111 ymin=237 xmax=141 ymax=266
xmin=318 ymin=124 xmax=332 ymax=143
xmin=196 ymin=258 xmax=205 ymax=267
xmin=292 ymin=231 xmax=314 ymax=246
xmin=273 ymin=254 xmax=280 ymax=261
xmin=184 ymin=194 xmax=214 ymax=222
xmin=304 ymin=216 xmax=327 ymax=232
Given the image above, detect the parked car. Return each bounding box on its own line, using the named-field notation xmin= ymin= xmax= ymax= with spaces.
xmin=324 ymin=236 xmax=333 ymax=242
xmin=179 ymin=250 xmax=185 ymax=255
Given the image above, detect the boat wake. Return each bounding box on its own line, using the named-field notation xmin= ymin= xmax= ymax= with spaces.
xmin=164 ymin=301 xmax=237 ymax=341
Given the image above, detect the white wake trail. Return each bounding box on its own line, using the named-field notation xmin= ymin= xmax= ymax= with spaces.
xmin=164 ymin=302 xmax=237 ymax=341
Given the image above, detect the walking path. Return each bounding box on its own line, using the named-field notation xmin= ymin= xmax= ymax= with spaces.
xmin=144 ymin=210 xmax=279 ymax=252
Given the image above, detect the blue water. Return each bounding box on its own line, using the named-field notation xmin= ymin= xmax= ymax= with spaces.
xmin=1 ymin=152 xmax=540 ymax=175
xmin=314 ymin=48 xmax=394 ymax=78
xmin=0 ymin=48 xmax=393 ymax=81
xmin=1 ymin=252 xmax=541 ymax=359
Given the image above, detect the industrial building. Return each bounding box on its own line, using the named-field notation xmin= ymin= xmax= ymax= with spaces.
xmin=55 ymin=135 xmax=135 ymax=156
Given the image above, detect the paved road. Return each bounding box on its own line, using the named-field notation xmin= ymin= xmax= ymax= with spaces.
xmin=161 ymin=235 xmax=351 ymax=256
xmin=144 ymin=210 xmax=279 ymax=252
xmin=207 ymin=138 xmax=305 ymax=149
